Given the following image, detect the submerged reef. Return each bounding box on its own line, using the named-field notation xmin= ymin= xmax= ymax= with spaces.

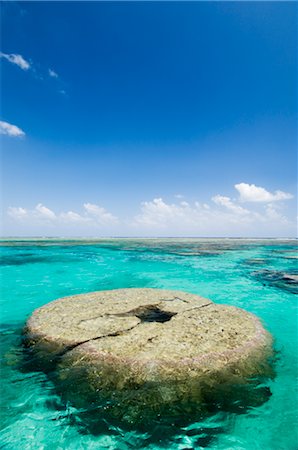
xmin=252 ymin=270 xmax=298 ymax=294
xmin=24 ymin=288 xmax=274 ymax=424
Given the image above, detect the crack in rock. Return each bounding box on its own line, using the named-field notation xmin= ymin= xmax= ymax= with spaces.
xmin=60 ymin=302 xmax=213 ymax=358
xmin=182 ymin=302 xmax=213 ymax=313
xmin=78 ymin=303 xmax=176 ymax=325
xmin=78 ymin=300 xmax=212 ymax=329
xmin=58 ymin=321 xmax=143 ymax=358
xmin=160 ymin=296 xmax=189 ymax=303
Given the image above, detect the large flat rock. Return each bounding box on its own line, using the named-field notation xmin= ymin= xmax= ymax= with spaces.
xmin=25 ymin=288 xmax=212 ymax=353
xmin=24 ymin=288 xmax=273 ymax=422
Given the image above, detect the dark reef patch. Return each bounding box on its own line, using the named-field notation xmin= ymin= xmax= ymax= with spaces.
xmin=252 ymin=269 xmax=298 ymax=294
xmin=0 ymin=253 xmax=83 ymax=267
xmin=243 ymin=258 xmax=269 ymax=266
xmin=0 ymin=255 xmax=51 ymax=266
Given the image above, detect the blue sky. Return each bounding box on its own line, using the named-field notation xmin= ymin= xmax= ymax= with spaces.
xmin=1 ymin=1 xmax=297 ymax=237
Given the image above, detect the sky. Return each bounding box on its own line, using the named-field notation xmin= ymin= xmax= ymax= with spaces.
xmin=1 ymin=1 xmax=297 ymax=237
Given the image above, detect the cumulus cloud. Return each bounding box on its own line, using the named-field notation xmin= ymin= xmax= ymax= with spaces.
xmin=35 ymin=203 xmax=56 ymax=220
xmin=212 ymin=195 xmax=249 ymax=215
xmin=60 ymin=211 xmax=91 ymax=224
xmin=134 ymin=198 xmax=195 ymax=228
xmin=132 ymin=188 xmax=295 ymax=235
xmin=48 ymin=68 xmax=58 ymax=78
xmin=7 ymin=207 xmax=28 ymax=220
xmin=6 ymin=185 xmax=295 ymax=236
xmin=0 ymin=120 xmax=25 ymax=137
xmin=8 ymin=204 xmax=56 ymax=223
xmin=84 ymin=203 xmax=119 ymax=225
xmin=263 ymin=203 xmax=289 ymax=224
xmin=7 ymin=203 xmax=118 ymax=227
xmin=235 ymin=182 xmax=293 ymax=202
xmin=133 ymin=197 xmax=254 ymax=231
xmin=0 ymin=52 xmax=30 ymax=70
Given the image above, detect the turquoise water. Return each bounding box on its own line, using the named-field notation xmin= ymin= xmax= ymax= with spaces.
xmin=0 ymin=239 xmax=297 ymax=450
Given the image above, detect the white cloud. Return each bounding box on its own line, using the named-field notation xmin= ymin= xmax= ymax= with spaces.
xmin=1 ymin=53 xmax=64 ymax=94
xmin=0 ymin=52 xmax=30 ymax=70
xmin=264 ymin=203 xmax=289 ymax=224
xmin=7 ymin=207 xmax=28 ymax=220
xmin=8 ymin=204 xmax=56 ymax=224
xmin=60 ymin=211 xmax=91 ymax=224
xmin=132 ymin=189 xmax=295 ymax=236
xmin=212 ymin=195 xmax=250 ymax=215
xmin=133 ymin=197 xmax=255 ymax=231
xmin=134 ymin=198 xmax=195 ymax=228
xmin=0 ymin=120 xmax=25 ymax=137
xmin=83 ymin=203 xmax=119 ymax=225
xmin=235 ymin=182 xmax=293 ymax=202
xmin=48 ymin=68 xmax=58 ymax=78
xmin=6 ymin=187 xmax=295 ymax=237
xmin=35 ymin=203 xmax=56 ymax=220
xmin=7 ymin=203 xmax=118 ymax=228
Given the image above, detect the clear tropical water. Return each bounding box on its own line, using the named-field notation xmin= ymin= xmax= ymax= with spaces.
xmin=0 ymin=238 xmax=297 ymax=450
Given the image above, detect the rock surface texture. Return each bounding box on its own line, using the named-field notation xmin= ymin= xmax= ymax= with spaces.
xmin=24 ymin=288 xmax=273 ymax=422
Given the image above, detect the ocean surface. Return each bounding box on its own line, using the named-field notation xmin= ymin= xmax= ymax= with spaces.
xmin=0 ymin=238 xmax=297 ymax=450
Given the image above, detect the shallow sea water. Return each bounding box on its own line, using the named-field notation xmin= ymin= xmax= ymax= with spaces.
xmin=0 ymin=238 xmax=297 ymax=449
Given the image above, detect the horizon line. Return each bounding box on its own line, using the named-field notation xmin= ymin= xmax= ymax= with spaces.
xmin=0 ymin=236 xmax=297 ymax=241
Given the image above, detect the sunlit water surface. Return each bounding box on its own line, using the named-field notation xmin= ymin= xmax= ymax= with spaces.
xmin=0 ymin=239 xmax=297 ymax=449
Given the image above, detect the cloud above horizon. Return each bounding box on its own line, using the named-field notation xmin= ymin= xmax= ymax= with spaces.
xmin=212 ymin=195 xmax=250 ymax=215
xmin=0 ymin=120 xmax=25 ymax=137
xmin=7 ymin=202 xmax=118 ymax=227
xmin=6 ymin=183 xmax=295 ymax=236
xmin=132 ymin=197 xmax=274 ymax=231
xmin=0 ymin=52 xmax=30 ymax=70
xmin=235 ymin=182 xmax=293 ymax=202
xmin=83 ymin=203 xmax=119 ymax=225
